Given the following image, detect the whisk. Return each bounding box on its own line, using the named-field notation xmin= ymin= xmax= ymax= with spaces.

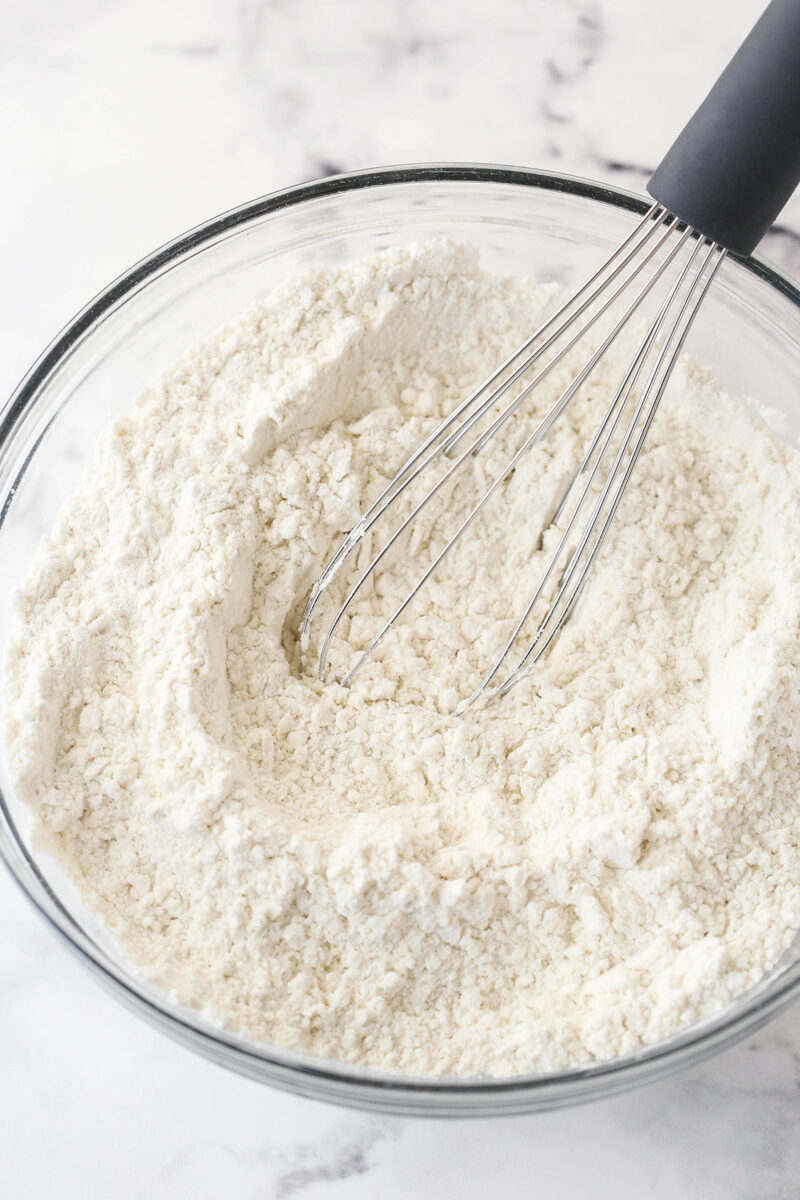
xmin=301 ymin=0 xmax=800 ymax=707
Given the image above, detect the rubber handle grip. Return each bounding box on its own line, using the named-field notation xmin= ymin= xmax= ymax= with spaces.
xmin=648 ymin=0 xmax=800 ymax=255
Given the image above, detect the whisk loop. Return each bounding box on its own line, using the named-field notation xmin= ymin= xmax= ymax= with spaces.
xmin=299 ymin=205 xmax=726 ymax=707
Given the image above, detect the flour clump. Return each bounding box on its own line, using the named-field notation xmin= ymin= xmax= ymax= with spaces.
xmin=5 ymin=240 xmax=800 ymax=1077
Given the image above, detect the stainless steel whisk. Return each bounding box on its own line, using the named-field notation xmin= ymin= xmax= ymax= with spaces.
xmin=301 ymin=0 xmax=800 ymax=707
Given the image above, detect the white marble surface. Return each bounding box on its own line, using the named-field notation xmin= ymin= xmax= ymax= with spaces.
xmin=3 ymin=0 xmax=800 ymax=1195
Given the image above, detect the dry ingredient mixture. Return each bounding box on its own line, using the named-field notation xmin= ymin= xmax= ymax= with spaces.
xmin=5 ymin=240 xmax=800 ymax=1077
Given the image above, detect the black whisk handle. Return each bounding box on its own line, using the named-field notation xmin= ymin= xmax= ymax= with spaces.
xmin=648 ymin=0 xmax=800 ymax=256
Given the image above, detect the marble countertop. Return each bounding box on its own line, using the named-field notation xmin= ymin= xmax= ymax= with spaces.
xmin=3 ymin=0 xmax=800 ymax=1195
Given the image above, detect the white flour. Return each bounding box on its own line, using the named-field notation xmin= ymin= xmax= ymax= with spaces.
xmin=5 ymin=240 xmax=800 ymax=1077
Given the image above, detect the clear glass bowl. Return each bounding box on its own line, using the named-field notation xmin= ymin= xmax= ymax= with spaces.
xmin=3 ymin=165 xmax=800 ymax=1117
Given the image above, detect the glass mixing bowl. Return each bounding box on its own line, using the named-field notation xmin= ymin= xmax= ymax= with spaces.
xmin=2 ymin=165 xmax=800 ymax=1117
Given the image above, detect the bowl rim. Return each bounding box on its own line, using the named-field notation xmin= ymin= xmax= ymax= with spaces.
xmin=3 ymin=161 xmax=800 ymax=1114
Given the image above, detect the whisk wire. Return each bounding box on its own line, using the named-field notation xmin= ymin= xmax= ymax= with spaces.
xmin=490 ymin=240 xmax=726 ymax=700
xmin=334 ymin=223 xmax=701 ymax=687
xmin=314 ymin=210 xmax=684 ymax=680
xmin=300 ymin=202 xmax=665 ymax=649
xmin=301 ymin=205 xmax=727 ymax=705
xmin=445 ymin=208 xmax=678 ymax=458
xmin=470 ymin=235 xmax=712 ymax=700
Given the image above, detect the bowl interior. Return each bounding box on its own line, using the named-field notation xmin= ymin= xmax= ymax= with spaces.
xmin=3 ymin=168 xmax=800 ymax=1114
